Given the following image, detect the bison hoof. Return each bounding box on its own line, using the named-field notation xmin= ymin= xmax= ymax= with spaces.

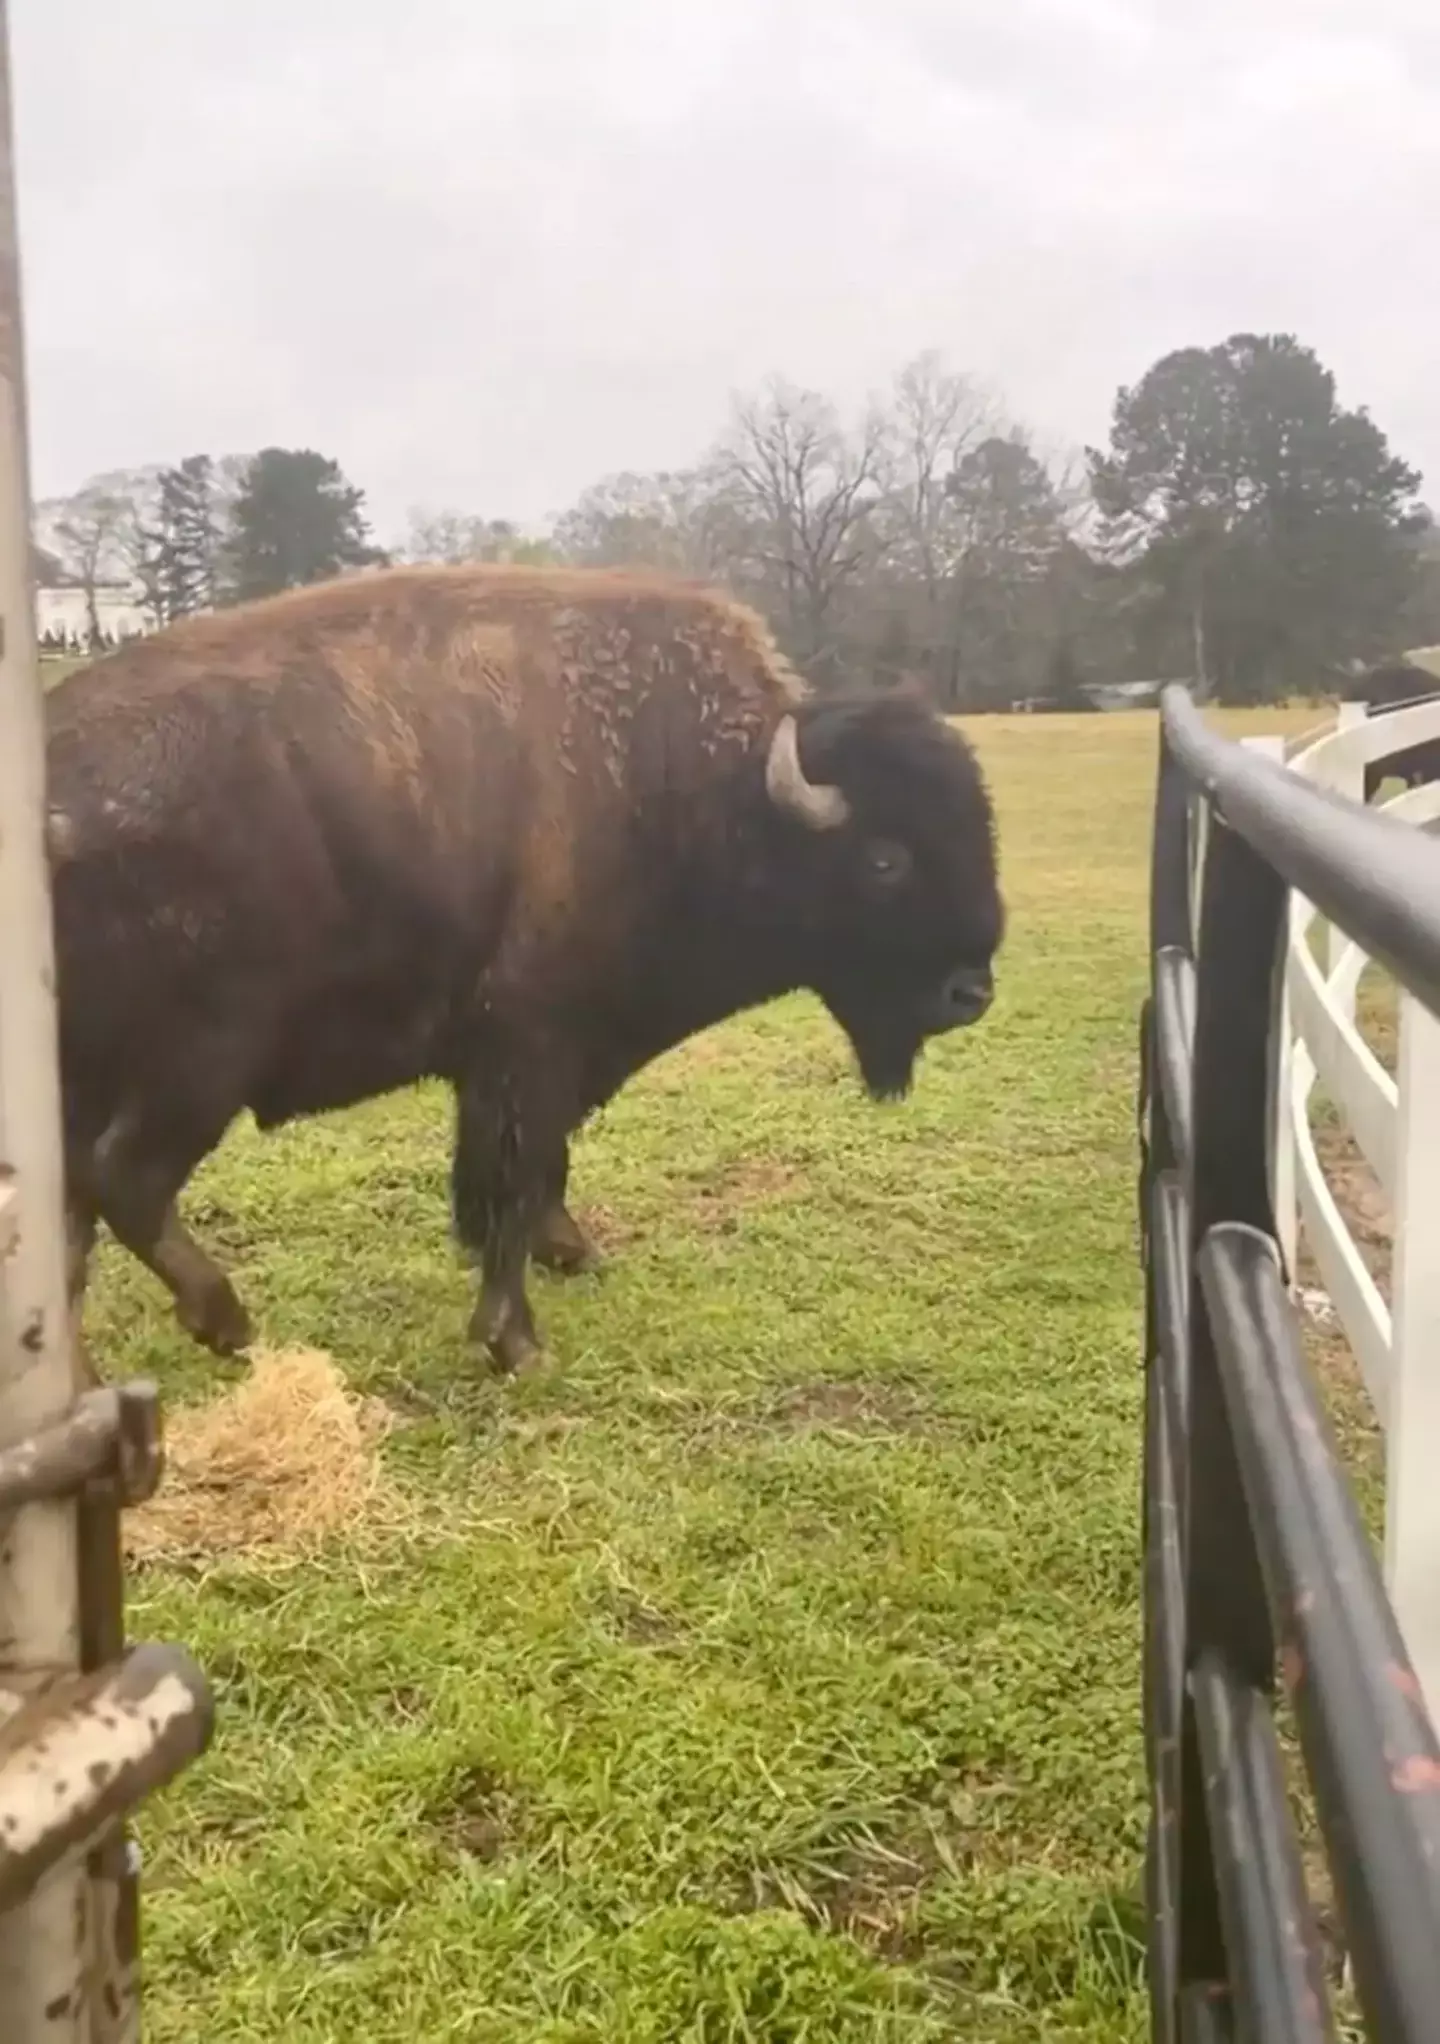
xmin=491 ymin=1326 xmax=543 ymax=1375
xmin=530 ymin=1205 xmax=602 ymax=1278
xmin=531 ymin=1229 xmax=602 ymax=1278
xmin=466 ymin=1297 xmax=543 ymax=1376
xmin=177 ymin=1278 xmax=253 ymax=1358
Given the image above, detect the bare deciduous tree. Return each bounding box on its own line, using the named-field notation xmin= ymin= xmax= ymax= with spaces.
xmin=708 ymin=380 xmax=886 ymax=682
xmin=879 ymin=352 xmax=995 ymax=588
xmin=402 ymin=508 xmax=550 ymax=566
xmin=52 ymin=486 xmax=137 ymax=647
xmin=870 ymin=354 xmax=1002 ymax=697
xmin=549 ymin=469 xmax=730 ymax=578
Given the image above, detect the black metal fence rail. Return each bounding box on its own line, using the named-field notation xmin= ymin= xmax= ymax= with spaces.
xmin=1140 ymin=684 xmax=1440 ymax=2043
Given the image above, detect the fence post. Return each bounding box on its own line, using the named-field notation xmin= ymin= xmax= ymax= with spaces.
xmin=1327 ymin=702 xmax=1368 ymax=1022
xmin=1242 ymin=735 xmax=1297 ymax=1290
xmin=1386 ymin=989 xmax=1440 ymax=1723
xmin=0 ymin=16 xmax=217 ymax=2036
xmin=0 ymin=4 xmax=96 ymax=2033
xmin=1186 ymin=793 xmax=1208 ymax=951
xmin=1172 ymin=800 xmax=1289 ymax=2025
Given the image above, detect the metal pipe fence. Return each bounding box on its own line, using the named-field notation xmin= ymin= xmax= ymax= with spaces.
xmin=1140 ymin=683 xmax=1440 ymax=2041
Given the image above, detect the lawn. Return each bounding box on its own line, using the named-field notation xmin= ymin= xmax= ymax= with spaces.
xmin=84 ymin=704 xmax=1310 ymax=2043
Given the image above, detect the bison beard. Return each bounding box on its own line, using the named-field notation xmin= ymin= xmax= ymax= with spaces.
xmin=842 ymin=1019 xmax=926 ymax=1103
xmin=822 ymin=963 xmax=996 ymax=1102
xmin=45 ymin=565 xmax=1003 ymax=1376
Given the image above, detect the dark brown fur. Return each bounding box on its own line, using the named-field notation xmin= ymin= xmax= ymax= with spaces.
xmin=46 ymin=563 xmax=1003 ymax=1370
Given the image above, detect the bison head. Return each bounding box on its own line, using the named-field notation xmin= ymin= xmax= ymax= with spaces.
xmin=761 ymin=689 xmax=1003 ymax=1099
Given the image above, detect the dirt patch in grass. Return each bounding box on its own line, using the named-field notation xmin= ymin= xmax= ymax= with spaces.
xmin=602 ymin=1586 xmax=684 ymax=1648
xmin=640 ymin=1032 xmax=735 ymax=1092
xmin=732 ymin=1774 xmax=1041 ymax=1965
xmin=765 ymin=1380 xmax=924 ymax=1435
xmin=178 ymin=1192 xmax=254 ymax=1258
xmin=744 ymin=1829 xmax=941 ymax=1960
xmin=569 ymin=1199 xmax=636 ymax=1257
xmin=424 ymin=1762 xmax=521 ymax=1866
xmin=682 ymin=1157 xmax=804 ymax=1234
xmin=376 ymin=1684 xmax=429 ymax=1728
xmin=128 ymin=1347 xmax=403 ymax=1565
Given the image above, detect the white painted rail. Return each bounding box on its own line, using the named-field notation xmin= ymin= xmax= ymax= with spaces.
xmin=1268 ymin=692 xmax=1440 ymax=1722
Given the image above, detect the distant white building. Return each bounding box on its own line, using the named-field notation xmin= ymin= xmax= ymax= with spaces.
xmin=32 ymin=544 xmax=155 ymax=650
xmin=1085 ymin=679 xmax=1166 ymax=711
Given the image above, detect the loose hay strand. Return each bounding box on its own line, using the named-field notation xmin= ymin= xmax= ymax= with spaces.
xmin=127 ymin=1347 xmax=400 ymax=1564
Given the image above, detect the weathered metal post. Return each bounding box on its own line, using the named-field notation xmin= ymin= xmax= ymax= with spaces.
xmin=0 ymin=11 xmax=214 ymax=2037
xmin=1327 ymin=701 xmax=1368 ymax=1020
xmin=0 ymin=2 xmax=94 ymax=2027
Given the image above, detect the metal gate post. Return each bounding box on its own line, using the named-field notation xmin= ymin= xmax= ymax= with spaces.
xmin=0 ymin=1 xmax=93 ymax=2024
xmin=0 ymin=10 xmax=214 ymax=2037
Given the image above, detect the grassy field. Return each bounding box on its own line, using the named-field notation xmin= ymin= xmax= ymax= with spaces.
xmin=83 ymin=705 xmax=1316 ymax=2043
xmin=39 ymin=652 xmax=84 ymax=686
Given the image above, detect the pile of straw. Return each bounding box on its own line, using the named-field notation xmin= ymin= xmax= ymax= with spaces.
xmin=127 ymin=1347 xmax=398 ymax=1564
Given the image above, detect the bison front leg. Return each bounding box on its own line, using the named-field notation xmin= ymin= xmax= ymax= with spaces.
xmin=529 ymin=1141 xmax=601 ymax=1276
xmin=76 ymin=1115 xmax=253 ymax=1358
xmin=64 ymin=1192 xmax=97 ymax=1315
xmin=452 ymin=1063 xmax=560 ymax=1374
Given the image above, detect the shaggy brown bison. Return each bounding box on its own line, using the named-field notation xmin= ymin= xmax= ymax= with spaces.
xmin=45 ymin=565 xmax=1004 ymax=1371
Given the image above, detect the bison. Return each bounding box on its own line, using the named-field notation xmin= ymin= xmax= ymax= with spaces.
xmin=46 ymin=565 xmax=1004 ymax=1372
xmin=1353 ymin=660 xmax=1440 ymax=803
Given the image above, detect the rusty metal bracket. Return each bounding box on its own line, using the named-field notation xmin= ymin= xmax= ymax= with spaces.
xmin=0 ymin=1645 xmax=213 ymax=1913
xmin=0 ymin=1384 xmax=164 ymax=1516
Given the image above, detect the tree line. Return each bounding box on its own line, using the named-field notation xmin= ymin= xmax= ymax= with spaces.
xmin=37 ymin=331 xmax=1440 ymax=707
xmin=38 ymin=447 xmax=383 ymax=650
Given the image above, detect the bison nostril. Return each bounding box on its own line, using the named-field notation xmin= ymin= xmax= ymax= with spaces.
xmin=944 ymin=968 xmax=994 ymax=1025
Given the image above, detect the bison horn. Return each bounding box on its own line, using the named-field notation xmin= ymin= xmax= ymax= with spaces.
xmin=765 ymin=715 xmax=850 ymax=830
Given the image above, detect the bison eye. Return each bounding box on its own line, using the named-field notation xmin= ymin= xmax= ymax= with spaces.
xmin=864 ymin=839 xmax=913 ymax=888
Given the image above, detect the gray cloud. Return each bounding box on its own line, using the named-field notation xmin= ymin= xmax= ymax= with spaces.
xmin=14 ymin=0 xmax=1440 ymax=538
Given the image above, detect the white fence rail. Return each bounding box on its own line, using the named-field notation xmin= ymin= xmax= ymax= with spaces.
xmin=1266 ymin=692 xmax=1440 ymax=1722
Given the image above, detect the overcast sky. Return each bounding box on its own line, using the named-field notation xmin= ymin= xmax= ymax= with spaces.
xmin=13 ymin=0 xmax=1440 ymax=543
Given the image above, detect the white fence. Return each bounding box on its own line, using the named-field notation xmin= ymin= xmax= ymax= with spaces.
xmin=1264 ymin=694 xmax=1440 ymax=1721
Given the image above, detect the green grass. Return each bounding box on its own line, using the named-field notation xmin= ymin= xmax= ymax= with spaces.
xmin=39 ymin=652 xmax=85 ymax=687
xmin=85 ymin=705 xmax=1308 ymax=2042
